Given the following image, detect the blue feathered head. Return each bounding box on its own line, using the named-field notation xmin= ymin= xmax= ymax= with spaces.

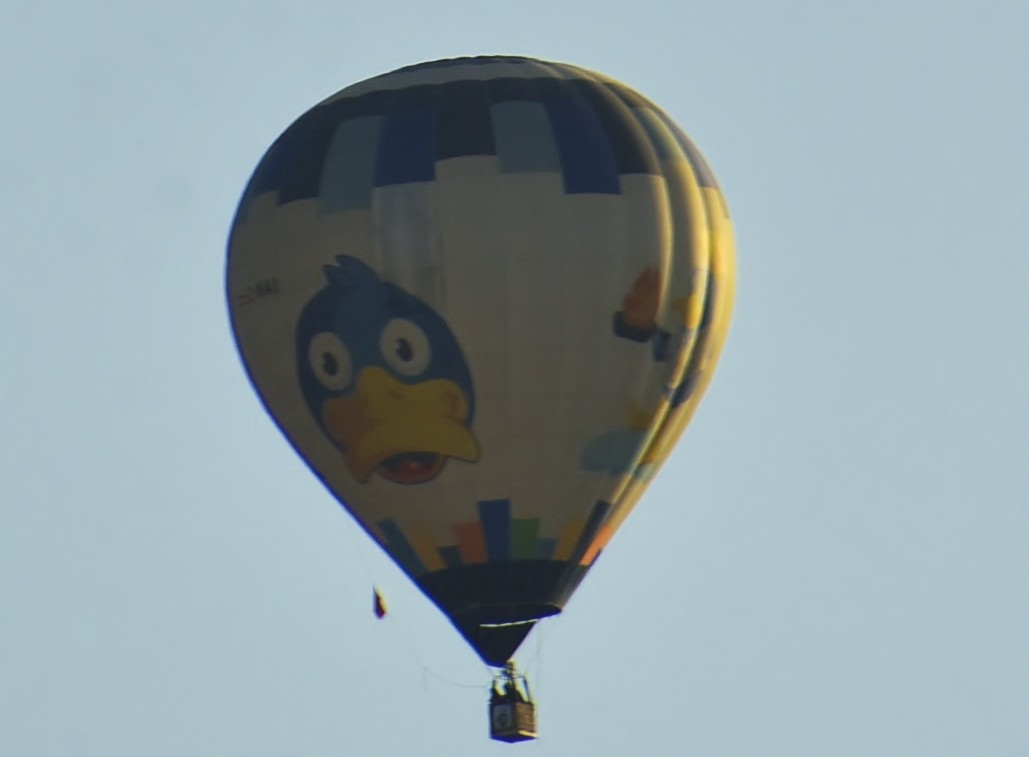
xmin=295 ymin=256 xmax=478 ymax=485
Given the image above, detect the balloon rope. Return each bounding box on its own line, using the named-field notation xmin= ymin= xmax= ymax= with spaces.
xmin=527 ymin=619 xmax=546 ymax=702
xmin=385 ymin=616 xmax=491 ymax=690
xmin=523 ymin=623 xmax=547 ymax=744
xmin=339 ymin=511 xmax=490 ymax=691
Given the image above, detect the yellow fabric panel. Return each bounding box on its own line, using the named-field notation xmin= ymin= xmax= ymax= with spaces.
xmin=552 ymin=519 xmax=586 ymax=561
xmin=600 ymin=184 xmax=735 ymax=540
xmin=409 ymin=528 xmax=446 ymax=572
xmin=598 ymin=152 xmax=712 ymax=533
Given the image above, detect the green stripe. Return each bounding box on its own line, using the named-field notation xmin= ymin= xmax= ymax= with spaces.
xmin=510 ymin=518 xmax=540 ymax=559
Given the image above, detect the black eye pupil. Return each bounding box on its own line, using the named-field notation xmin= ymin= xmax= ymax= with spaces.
xmin=395 ymin=338 xmax=413 ymax=362
xmin=321 ymin=352 xmax=338 ymax=375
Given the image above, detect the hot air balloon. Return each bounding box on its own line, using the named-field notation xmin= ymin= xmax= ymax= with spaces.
xmin=226 ymin=56 xmax=734 ymax=739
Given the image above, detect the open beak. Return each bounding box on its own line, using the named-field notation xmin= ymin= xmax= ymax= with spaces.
xmin=322 ymin=366 xmax=479 ymax=484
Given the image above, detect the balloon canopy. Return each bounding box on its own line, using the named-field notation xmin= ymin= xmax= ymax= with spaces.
xmin=227 ymin=56 xmax=735 ymax=666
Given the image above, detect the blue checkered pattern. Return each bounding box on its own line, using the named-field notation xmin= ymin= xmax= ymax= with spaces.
xmin=238 ymin=57 xmax=718 ymax=217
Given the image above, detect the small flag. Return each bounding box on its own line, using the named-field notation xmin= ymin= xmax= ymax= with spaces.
xmin=373 ymin=588 xmax=388 ymax=619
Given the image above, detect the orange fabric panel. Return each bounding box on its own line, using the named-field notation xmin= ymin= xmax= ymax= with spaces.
xmin=454 ymin=522 xmax=487 ymax=564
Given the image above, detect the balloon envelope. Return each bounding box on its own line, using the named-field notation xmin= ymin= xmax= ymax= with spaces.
xmin=227 ymin=56 xmax=735 ymax=666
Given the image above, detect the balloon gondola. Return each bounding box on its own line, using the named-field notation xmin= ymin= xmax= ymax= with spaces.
xmin=227 ymin=55 xmax=734 ymax=737
xmin=489 ymin=660 xmax=536 ymax=743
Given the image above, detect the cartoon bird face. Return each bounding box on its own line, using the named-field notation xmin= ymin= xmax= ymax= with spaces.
xmin=296 ymin=256 xmax=479 ymax=485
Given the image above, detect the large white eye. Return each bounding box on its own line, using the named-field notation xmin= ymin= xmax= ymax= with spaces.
xmin=308 ymin=332 xmax=353 ymax=391
xmin=380 ymin=318 xmax=431 ymax=376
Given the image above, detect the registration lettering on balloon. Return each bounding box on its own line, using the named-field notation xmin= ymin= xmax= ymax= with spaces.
xmin=295 ymin=255 xmax=480 ymax=485
xmin=235 ymin=277 xmax=281 ymax=308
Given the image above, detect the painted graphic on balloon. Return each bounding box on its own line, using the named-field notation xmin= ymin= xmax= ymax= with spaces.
xmin=580 ymin=265 xmax=711 ymax=478
xmin=295 ymin=255 xmax=480 ymax=485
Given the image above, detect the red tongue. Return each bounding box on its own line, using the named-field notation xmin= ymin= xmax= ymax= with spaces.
xmin=393 ymin=457 xmax=429 ymax=478
xmin=379 ymin=453 xmax=440 ymax=484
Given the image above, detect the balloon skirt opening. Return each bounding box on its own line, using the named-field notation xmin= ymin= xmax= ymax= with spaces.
xmin=416 ymin=559 xmax=589 ymax=666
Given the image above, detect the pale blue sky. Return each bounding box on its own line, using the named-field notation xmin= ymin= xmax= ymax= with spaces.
xmin=4 ymin=1 xmax=1029 ymax=754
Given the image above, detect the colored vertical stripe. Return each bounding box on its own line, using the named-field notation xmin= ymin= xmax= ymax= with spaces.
xmin=454 ymin=522 xmax=487 ymax=564
xmin=408 ymin=528 xmax=446 ymax=572
xmin=553 ymin=519 xmax=586 ymax=561
xmin=569 ymin=500 xmax=613 ymax=565
xmin=436 ymin=80 xmax=495 ymax=159
xmin=580 ymin=524 xmax=615 ymax=566
xmin=545 ymin=94 xmax=620 ymax=194
xmin=478 ymin=499 xmax=511 ymax=561
xmin=378 ymin=519 xmax=427 ymax=576
xmin=374 ymin=109 xmax=437 ymax=186
xmin=438 ymin=545 xmax=462 ymax=569
xmin=318 ymin=116 xmax=382 ymax=212
xmin=492 ymin=100 xmax=561 ymax=174
xmin=511 ymin=518 xmax=540 ymax=559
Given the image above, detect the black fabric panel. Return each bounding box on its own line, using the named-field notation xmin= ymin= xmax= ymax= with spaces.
xmin=487 ymin=76 xmax=545 ymax=103
xmin=436 ymin=79 xmax=496 ymax=158
xmin=276 ymin=109 xmax=338 ymax=203
xmin=318 ymin=84 xmax=439 ymax=123
xmin=417 ymin=560 xmax=588 ymax=622
xmin=417 ymin=559 xmax=590 ymax=665
xmin=243 ymin=114 xmax=322 ymax=201
xmin=571 ymin=79 xmax=660 ymax=176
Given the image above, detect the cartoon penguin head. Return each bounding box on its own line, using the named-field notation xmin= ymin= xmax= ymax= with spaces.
xmin=296 ymin=256 xmax=479 ymax=485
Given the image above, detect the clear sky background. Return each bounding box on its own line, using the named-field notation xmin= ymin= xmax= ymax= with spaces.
xmin=4 ymin=1 xmax=1028 ymax=755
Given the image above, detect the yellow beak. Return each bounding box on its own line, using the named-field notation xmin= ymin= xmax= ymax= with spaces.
xmin=321 ymin=366 xmax=480 ymax=484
